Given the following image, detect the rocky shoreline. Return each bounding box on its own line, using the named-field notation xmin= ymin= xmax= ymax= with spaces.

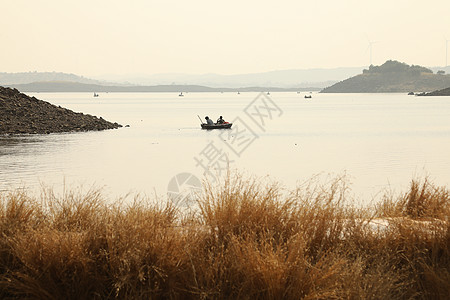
xmin=416 ymin=87 xmax=450 ymax=96
xmin=0 ymin=86 xmax=122 ymax=135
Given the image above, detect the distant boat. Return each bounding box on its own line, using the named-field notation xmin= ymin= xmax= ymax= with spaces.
xmin=237 ymin=91 xmax=240 ymax=94
xmin=197 ymin=114 xmax=232 ymax=129
xmin=267 ymin=92 xmax=270 ymax=95
xmin=179 ymin=92 xmax=184 ymax=97
xmin=201 ymin=123 xmax=232 ymax=130
xmin=93 ymin=93 xmax=99 ymax=97
xmin=304 ymin=95 xmax=312 ymax=99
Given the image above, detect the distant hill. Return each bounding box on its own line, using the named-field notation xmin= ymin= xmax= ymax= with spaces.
xmin=97 ymin=67 xmax=364 ymax=88
xmin=2 ymin=68 xmax=365 ymax=89
xmin=8 ymin=82 xmax=218 ymax=93
xmin=0 ymin=72 xmax=106 ymax=85
xmin=320 ymin=60 xmax=450 ymax=93
xmin=7 ymin=81 xmax=310 ymax=93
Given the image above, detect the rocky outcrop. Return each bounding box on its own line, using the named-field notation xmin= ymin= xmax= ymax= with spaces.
xmin=417 ymin=87 xmax=450 ymax=96
xmin=0 ymin=86 xmax=121 ymax=135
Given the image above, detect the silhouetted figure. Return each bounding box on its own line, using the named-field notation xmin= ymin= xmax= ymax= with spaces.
xmin=205 ymin=116 xmax=214 ymax=125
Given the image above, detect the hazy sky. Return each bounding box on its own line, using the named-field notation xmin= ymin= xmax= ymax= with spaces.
xmin=2 ymin=0 xmax=450 ymax=76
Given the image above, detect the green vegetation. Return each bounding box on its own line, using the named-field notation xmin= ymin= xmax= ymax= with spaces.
xmin=321 ymin=60 xmax=450 ymax=93
xmin=362 ymin=60 xmax=432 ymax=75
xmin=0 ymin=175 xmax=449 ymax=299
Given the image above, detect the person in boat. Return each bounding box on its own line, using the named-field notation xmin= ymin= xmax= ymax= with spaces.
xmin=216 ymin=116 xmax=225 ymax=124
xmin=205 ymin=116 xmax=214 ymax=126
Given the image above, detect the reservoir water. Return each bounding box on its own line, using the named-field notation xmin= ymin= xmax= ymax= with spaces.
xmin=1 ymin=92 xmax=450 ymax=203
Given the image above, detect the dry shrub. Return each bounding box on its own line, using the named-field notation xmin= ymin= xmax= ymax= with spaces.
xmin=287 ymin=175 xmax=356 ymax=256
xmin=376 ymin=177 xmax=450 ymax=219
xmin=5 ymin=229 xmax=100 ymax=299
xmin=103 ymin=197 xmax=187 ymax=298
xmin=0 ymin=190 xmax=46 ymax=291
xmin=198 ymin=174 xmax=296 ymax=243
xmin=0 ymin=173 xmax=449 ymax=299
xmin=221 ymin=234 xmax=348 ymax=299
xmin=404 ymin=178 xmax=450 ymax=219
xmin=40 ymin=185 xmax=107 ymax=232
xmin=192 ymin=174 xmax=372 ymax=298
xmin=0 ymin=187 xmax=110 ymax=299
xmin=373 ymin=178 xmax=450 ymax=299
xmin=420 ymin=258 xmax=450 ymax=299
xmin=0 ymin=190 xmax=45 ymax=234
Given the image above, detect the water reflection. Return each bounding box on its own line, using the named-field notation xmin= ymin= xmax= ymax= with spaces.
xmin=1 ymin=92 xmax=450 ymax=202
xmin=0 ymin=136 xmax=46 ymax=156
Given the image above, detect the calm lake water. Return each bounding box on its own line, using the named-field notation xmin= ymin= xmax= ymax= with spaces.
xmin=1 ymin=92 xmax=450 ymax=203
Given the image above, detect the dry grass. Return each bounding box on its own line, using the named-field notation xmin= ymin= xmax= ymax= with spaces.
xmin=0 ymin=175 xmax=449 ymax=299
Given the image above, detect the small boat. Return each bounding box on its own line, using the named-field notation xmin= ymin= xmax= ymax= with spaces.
xmin=179 ymin=92 xmax=184 ymax=97
xmin=304 ymin=95 xmax=312 ymax=99
xmin=93 ymin=92 xmax=99 ymax=97
xmin=201 ymin=123 xmax=232 ymax=130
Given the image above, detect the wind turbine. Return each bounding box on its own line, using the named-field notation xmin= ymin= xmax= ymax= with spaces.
xmin=366 ymin=36 xmax=378 ymax=66
xmin=446 ymin=37 xmax=449 ymax=67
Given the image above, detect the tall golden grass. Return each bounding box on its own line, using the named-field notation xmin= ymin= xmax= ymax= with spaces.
xmin=0 ymin=175 xmax=449 ymax=299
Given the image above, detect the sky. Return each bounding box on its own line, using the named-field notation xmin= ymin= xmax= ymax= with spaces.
xmin=1 ymin=0 xmax=450 ymax=77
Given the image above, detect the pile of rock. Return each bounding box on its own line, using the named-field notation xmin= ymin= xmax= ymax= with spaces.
xmin=0 ymin=86 xmax=122 ymax=135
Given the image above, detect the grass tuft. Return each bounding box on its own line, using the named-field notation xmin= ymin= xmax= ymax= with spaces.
xmin=0 ymin=174 xmax=449 ymax=299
